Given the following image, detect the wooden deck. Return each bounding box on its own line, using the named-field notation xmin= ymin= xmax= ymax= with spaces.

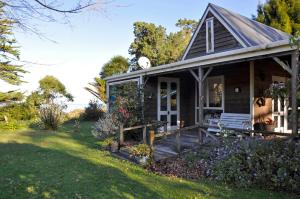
xmin=153 ymin=130 xmax=215 ymax=161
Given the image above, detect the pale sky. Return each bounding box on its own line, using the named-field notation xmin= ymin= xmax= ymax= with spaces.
xmin=3 ymin=0 xmax=262 ymax=111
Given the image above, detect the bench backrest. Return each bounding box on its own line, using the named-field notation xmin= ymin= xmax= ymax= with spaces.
xmin=220 ymin=113 xmax=251 ymax=129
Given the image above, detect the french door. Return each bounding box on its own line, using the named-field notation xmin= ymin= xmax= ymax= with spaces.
xmin=272 ymin=76 xmax=288 ymax=132
xmin=157 ymin=77 xmax=180 ymax=131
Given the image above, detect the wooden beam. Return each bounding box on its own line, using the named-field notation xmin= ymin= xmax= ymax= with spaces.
xmin=198 ymin=67 xmax=204 ymax=143
xmin=202 ymin=67 xmax=213 ymax=82
xmin=291 ymin=51 xmax=299 ymax=135
xmin=273 ymin=57 xmax=292 ymax=74
xmin=250 ymin=61 xmax=255 ymax=129
xmin=189 ymin=69 xmax=200 ymax=82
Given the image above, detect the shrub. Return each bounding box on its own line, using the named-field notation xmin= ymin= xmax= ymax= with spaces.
xmin=92 ymin=113 xmax=119 ymax=140
xmin=0 ymin=103 xmax=37 ymax=121
xmin=39 ymin=103 xmax=64 ymax=130
xmin=212 ymin=139 xmax=300 ymax=193
xmin=130 ymin=144 xmax=151 ymax=157
xmin=82 ymin=100 xmax=105 ymax=121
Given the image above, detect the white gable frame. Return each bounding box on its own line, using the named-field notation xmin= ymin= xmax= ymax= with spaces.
xmin=182 ymin=5 xmax=248 ymax=60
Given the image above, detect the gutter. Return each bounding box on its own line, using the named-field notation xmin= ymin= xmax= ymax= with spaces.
xmin=105 ymin=39 xmax=295 ymax=82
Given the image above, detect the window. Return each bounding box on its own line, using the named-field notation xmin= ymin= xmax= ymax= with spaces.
xmin=195 ymin=76 xmax=224 ymax=110
xmin=206 ymin=18 xmax=214 ymax=53
xmin=205 ymin=76 xmax=223 ymax=108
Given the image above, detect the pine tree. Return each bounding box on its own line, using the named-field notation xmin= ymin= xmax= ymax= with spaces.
xmin=0 ymin=2 xmax=26 ymax=102
xmin=254 ymin=0 xmax=300 ymax=35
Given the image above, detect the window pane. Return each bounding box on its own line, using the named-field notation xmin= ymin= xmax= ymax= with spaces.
xmin=170 ymin=82 xmax=177 ymax=111
xmin=171 ymin=114 xmax=177 ymax=126
xmin=160 ymin=82 xmax=167 ymax=111
xmin=160 ymin=115 xmax=167 ymax=122
xmin=208 ymin=78 xmax=223 ymax=107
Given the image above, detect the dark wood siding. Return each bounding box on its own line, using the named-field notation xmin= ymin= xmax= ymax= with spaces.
xmin=185 ymin=12 xmax=242 ymax=60
xmin=208 ymin=63 xmax=250 ymax=114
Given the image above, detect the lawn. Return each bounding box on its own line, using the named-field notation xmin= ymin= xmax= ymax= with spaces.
xmin=0 ymin=121 xmax=297 ymax=199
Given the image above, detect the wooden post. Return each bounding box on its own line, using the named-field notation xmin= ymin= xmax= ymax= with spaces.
xmin=291 ymin=51 xmax=299 ymax=135
xmin=119 ymin=124 xmax=124 ymax=145
xmin=250 ymin=61 xmax=255 ymax=129
xmin=198 ymin=67 xmax=204 ymax=143
xmin=143 ymin=126 xmax=147 ymax=143
xmin=149 ymin=130 xmax=155 ymax=148
xmin=176 ymin=130 xmax=181 ymax=153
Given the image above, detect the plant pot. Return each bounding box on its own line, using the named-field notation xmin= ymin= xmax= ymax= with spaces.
xmin=136 ymin=156 xmax=149 ymax=165
xmin=110 ymin=141 xmax=119 ymax=153
xmin=253 ymin=123 xmax=266 ymax=131
xmin=265 ymin=125 xmax=275 ymax=132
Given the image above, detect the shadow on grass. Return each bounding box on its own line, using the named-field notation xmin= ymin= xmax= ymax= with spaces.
xmin=0 ymin=142 xmax=161 ymax=199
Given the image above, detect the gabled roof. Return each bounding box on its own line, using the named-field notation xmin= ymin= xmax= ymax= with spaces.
xmin=210 ymin=4 xmax=290 ymax=46
xmin=182 ymin=3 xmax=291 ymax=60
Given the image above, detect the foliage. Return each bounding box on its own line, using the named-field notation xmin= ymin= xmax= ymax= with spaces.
xmin=38 ymin=75 xmax=73 ymax=103
xmin=0 ymin=2 xmax=27 ymax=103
xmin=92 ymin=113 xmax=119 ymax=140
xmin=85 ymin=56 xmax=129 ymax=103
xmin=254 ymin=0 xmax=300 ymax=35
xmin=0 ymin=102 xmax=37 ymax=121
xmin=39 ymin=103 xmax=65 ymax=130
xmin=85 ymin=77 xmax=107 ymax=102
xmin=109 ymin=81 xmax=143 ymax=127
xmin=100 ymin=56 xmax=130 ymax=79
xmin=212 ymin=139 xmax=300 ymax=193
xmin=0 ymin=91 xmax=24 ymax=102
xmin=82 ymin=100 xmax=105 ymax=121
xmin=129 ymin=19 xmax=197 ymax=68
xmin=130 ymin=144 xmax=151 ymax=157
xmin=25 ymin=91 xmax=44 ymax=108
xmin=265 ymin=82 xmax=290 ymax=100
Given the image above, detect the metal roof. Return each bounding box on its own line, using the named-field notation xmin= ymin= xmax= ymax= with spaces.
xmin=210 ymin=3 xmax=291 ymax=47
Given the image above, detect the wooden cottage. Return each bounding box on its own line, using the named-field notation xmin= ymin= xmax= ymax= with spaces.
xmin=105 ymin=4 xmax=299 ymax=134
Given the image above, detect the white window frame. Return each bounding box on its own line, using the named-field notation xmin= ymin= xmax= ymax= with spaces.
xmin=195 ymin=75 xmax=224 ymax=123
xmin=106 ymin=78 xmax=140 ymax=110
xmin=206 ymin=17 xmax=214 ymax=53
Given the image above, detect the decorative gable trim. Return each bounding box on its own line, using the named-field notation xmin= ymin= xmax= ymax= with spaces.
xmin=182 ymin=5 xmax=247 ymax=60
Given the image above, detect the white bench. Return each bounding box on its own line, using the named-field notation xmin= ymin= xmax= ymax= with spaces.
xmin=207 ymin=113 xmax=251 ymax=133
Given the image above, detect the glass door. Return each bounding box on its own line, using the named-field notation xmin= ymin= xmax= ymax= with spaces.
xmin=272 ymin=76 xmax=288 ymax=132
xmin=158 ymin=78 xmax=180 ymax=131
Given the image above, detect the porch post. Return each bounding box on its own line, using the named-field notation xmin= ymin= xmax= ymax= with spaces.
xmin=291 ymin=51 xmax=299 ymax=135
xmin=250 ymin=61 xmax=255 ymax=129
xmin=198 ymin=67 xmax=204 ymax=126
xmin=198 ymin=67 xmax=204 ymax=143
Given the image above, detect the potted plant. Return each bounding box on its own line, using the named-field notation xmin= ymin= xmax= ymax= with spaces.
xmin=130 ymin=144 xmax=151 ymax=165
xmin=265 ymin=118 xmax=276 ymax=132
xmin=253 ymin=116 xmax=266 ymax=131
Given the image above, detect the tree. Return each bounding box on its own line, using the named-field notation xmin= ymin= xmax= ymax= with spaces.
xmin=254 ymin=0 xmax=300 ymax=35
xmin=38 ymin=75 xmax=73 ymax=103
xmin=3 ymin=0 xmax=110 ymax=34
xmin=101 ymin=56 xmax=130 ymax=79
xmin=128 ymin=18 xmax=197 ymax=68
xmin=85 ymin=56 xmax=129 ymax=103
xmin=0 ymin=2 xmax=26 ymax=103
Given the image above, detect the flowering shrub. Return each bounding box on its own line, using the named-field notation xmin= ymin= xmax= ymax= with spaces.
xmin=212 ymin=139 xmax=300 ymax=193
xmin=92 ymin=113 xmax=119 ymax=140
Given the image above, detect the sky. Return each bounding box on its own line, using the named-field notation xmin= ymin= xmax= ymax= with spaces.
xmin=3 ymin=0 xmax=262 ymax=111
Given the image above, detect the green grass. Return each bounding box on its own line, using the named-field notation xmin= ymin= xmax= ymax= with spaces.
xmin=0 ymin=121 xmax=297 ymax=199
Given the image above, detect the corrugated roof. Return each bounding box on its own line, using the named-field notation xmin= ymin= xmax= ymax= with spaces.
xmin=210 ymin=3 xmax=291 ymax=47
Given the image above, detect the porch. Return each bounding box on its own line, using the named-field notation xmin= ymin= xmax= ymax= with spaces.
xmin=142 ymin=56 xmax=297 ymax=133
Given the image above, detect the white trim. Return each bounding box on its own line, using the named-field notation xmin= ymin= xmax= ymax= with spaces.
xmin=107 ymin=78 xmax=140 ymax=110
xmin=157 ymin=77 xmax=180 ymax=131
xmin=206 ymin=17 xmax=214 ymax=53
xmin=250 ymin=61 xmax=254 ymax=129
xmin=195 ymin=75 xmax=224 ymax=123
xmin=181 ymin=5 xmax=247 ymax=60
xmin=105 ymin=40 xmax=294 ymax=83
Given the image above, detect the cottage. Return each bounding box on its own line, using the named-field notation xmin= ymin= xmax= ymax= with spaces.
xmin=105 ymin=3 xmax=299 ymax=134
